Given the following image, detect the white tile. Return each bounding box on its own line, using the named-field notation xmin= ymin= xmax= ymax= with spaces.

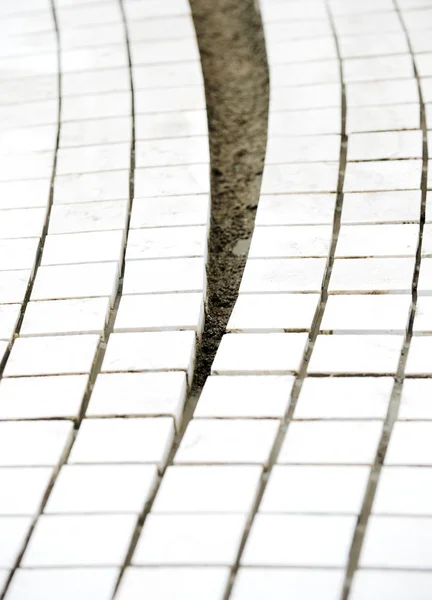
xmin=61 ymin=47 xmax=127 ymax=73
xmin=414 ymin=297 xmax=432 ymax=333
xmin=48 ymin=201 xmax=128 ymax=234
xmin=256 ymin=194 xmax=336 ymax=226
xmin=135 ymin=111 xmax=207 ymax=140
xmin=0 ymin=180 xmax=49 ymax=210
xmin=130 ymin=195 xmax=209 ymax=228
xmin=0 ymin=207 xmax=46 ymax=240
xmin=62 ymin=92 xmax=131 ymax=122
xmin=329 ymin=257 xmax=414 ymax=293
xmin=102 ymin=331 xmax=196 ymax=383
xmin=0 ymin=270 xmax=31 ymax=304
xmin=334 ymin=12 xmax=402 ymax=36
xmin=0 ymin=304 xmax=21 ymax=342
xmin=330 ymin=0 xmax=394 ymax=15
xmin=232 ymin=568 xmax=344 ymax=600
xmin=265 ymin=135 xmax=340 ymax=163
xmin=131 ymin=39 xmax=199 ymax=66
xmin=0 ymin=467 xmax=52 ymax=515
xmin=5 ymin=568 xmax=119 ymax=600
xmin=45 ymin=464 xmax=157 ymax=514
xmin=0 ymin=569 xmax=8 ymax=591
xmin=346 ymin=105 xmax=419 ymax=133
xmin=0 ymin=375 xmax=88 ymax=420
xmin=31 ymin=262 xmax=119 ymax=304
xmin=308 ymin=335 xmax=403 ymax=375
xmin=153 ymin=465 xmax=262 ymax=513
xmin=63 ymin=69 xmax=129 ymax=96
xmin=58 ymin=3 xmax=123 ymax=27
xmin=117 ymin=567 xmax=229 ymax=600
xmin=56 ymin=144 xmax=130 ymax=175
xmin=419 ymin=258 xmax=432 ymax=294
xmin=227 ymin=294 xmax=319 ymax=332
xmin=0 ymin=124 xmax=56 ymax=154
xmin=114 ymin=293 xmax=204 ymax=333
xmin=344 ymin=160 xmax=421 ymax=192
xmin=0 ymin=421 xmax=73 ymax=466
xmin=359 ymin=516 xmax=432 ymax=569
xmin=175 ymin=419 xmax=278 ymax=466
xmin=41 ymin=230 xmax=124 ymax=266
xmin=135 ymin=137 xmax=209 ymax=168
xmin=261 ymin=163 xmax=338 ymax=194
xmin=0 ymin=152 xmax=53 ymax=181
xmin=20 ymin=298 xmax=110 ymax=337
xmin=248 ymin=226 xmax=332 ymax=258
xmin=374 ymin=467 xmax=432 ymax=515
xmin=386 ymin=422 xmax=432 ymax=465
xmin=242 ymin=514 xmax=356 ymax=567
xmin=128 ymin=13 xmax=195 ymax=40
xmin=261 ymin=1 xmax=327 ymax=22
xmin=261 ymin=465 xmax=370 ymax=514
xmin=399 ymin=379 xmax=432 ymax=420
xmin=87 ymin=372 xmax=186 ymax=427
xmin=54 ymin=171 xmax=129 ymax=204
xmin=270 ymin=83 xmax=340 ymax=111
xmin=68 ymin=417 xmax=174 ymax=468
xmin=337 ymin=224 xmax=418 ymax=257
xmin=0 ymin=238 xmax=39 ymax=272
xmin=267 ymin=37 xmax=337 ymax=64
xmin=418 ymin=52 xmax=432 ymax=77
xmin=351 ymin=570 xmax=432 ymax=600
xmin=321 ymin=294 xmax=411 ymax=333
xmin=134 ymin=165 xmax=210 ymax=197
xmin=422 ymin=224 xmax=432 ymax=255
xmin=278 ymin=421 xmax=382 ymax=465
xmin=126 ymin=226 xmax=207 ymax=260
xmin=133 ymin=63 xmax=203 ymax=89
xmin=4 ymin=334 xmax=100 ymax=377
xmin=240 ymin=258 xmax=326 ymax=293
xmin=268 ymin=109 xmax=341 ymax=137
xmin=295 ymin=377 xmax=393 ymax=420
xmin=348 ymin=131 xmax=422 ymax=161
xmin=339 ymin=32 xmax=408 ymax=58
xmin=22 ymin=514 xmax=136 ymax=567
xmin=135 ymin=86 xmax=205 ymax=113
xmin=341 ymin=190 xmax=420 ymax=224
xmin=0 ymin=517 xmax=32 ymax=568
xmin=211 ymin=333 xmax=307 ymax=375
xmin=406 ymin=336 xmax=432 ymax=374
xmin=133 ymin=514 xmax=245 ymax=566
xmin=346 ymin=79 xmax=418 ymax=107
xmin=123 ymin=257 xmax=206 ymax=295
xmin=344 ymin=56 xmax=413 ymax=83
xmin=194 ymin=375 xmax=294 ymax=419
xmin=0 ymin=341 xmax=8 ymax=364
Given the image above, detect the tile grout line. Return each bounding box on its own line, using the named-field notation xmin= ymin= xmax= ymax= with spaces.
xmin=340 ymin=2 xmax=429 ymax=598
xmin=220 ymin=2 xmax=348 ymax=597
xmin=0 ymin=0 xmax=137 ymax=595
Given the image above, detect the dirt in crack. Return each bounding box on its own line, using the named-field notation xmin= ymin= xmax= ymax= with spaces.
xmin=186 ymin=0 xmax=269 ymax=411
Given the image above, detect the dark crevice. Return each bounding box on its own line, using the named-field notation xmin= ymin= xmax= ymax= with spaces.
xmin=340 ymin=2 xmax=429 ymax=598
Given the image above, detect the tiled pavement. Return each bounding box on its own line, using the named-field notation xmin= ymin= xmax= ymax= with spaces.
xmin=0 ymin=0 xmax=431 ymax=598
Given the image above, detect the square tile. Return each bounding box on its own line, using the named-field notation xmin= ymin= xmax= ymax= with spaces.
xmin=117 ymin=567 xmax=229 ymax=600
xmin=344 ymin=160 xmax=422 ymax=192
xmin=0 ymin=517 xmax=32 ymax=568
xmin=0 ymin=375 xmax=88 ymax=420
xmin=152 ymin=465 xmax=262 ymax=513
xmin=351 ymin=570 xmax=432 ymax=600
xmin=0 ymin=304 xmax=21 ymax=342
xmin=101 ymin=331 xmax=196 ymax=383
xmin=45 ymin=464 xmax=157 ymax=514
xmin=341 ymin=190 xmax=420 ymax=224
xmin=374 ymin=467 xmax=432 ymax=515
xmin=240 ymin=258 xmax=326 ymax=293
xmin=242 ymin=514 xmax=356 ymax=567
xmin=125 ymin=226 xmax=207 ymax=260
xmin=248 ymin=226 xmax=332 ymax=258
xmin=386 ymin=422 xmax=432 ymax=465
xmin=406 ymin=336 xmax=432 ymax=374
xmin=48 ymin=201 xmax=128 ymax=234
xmin=278 ymin=421 xmax=382 ymax=465
xmin=227 ymin=294 xmax=319 ymax=332
xmin=132 ymin=514 xmax=246 ymax=566
xmin=329 ymin=257 xmax=415 ymax=293
xmin=4 ymin=334 xmax=100 ymax=377
xmin=295 ymin=377 xmax=393 ymax=419
xmin=5 ymin=568 xmax=119 ymax=600
xmin=211 ymin=333 xmax=307 ymax=375
xmin=31 ymin=262 xmax=119 ymax=304
xmin=194 ymin=375 xmax=294 ymax=419
xmin=130 ymin=195 xmax=209 ymax=228
xmin=255 ymin=194 xmax=336 ymax=226
xmin=0 ymin=467 xmax=52 ymax=515
xmin=123 ymin=257 xmax=206 ymax=295
xmin=321 ymin=294 xmax=411 ymax=333
xmin=86 ymin=372 xmax=186 ymax=428
xmin=41 ymin=230 xmax=125 ymax=266
xmin=68 ymin=417 xmax=174 ymax=468
xmin=261 ymin=465 xmax=369 ymax=514
xmin=359 ymin=516 xmax=432 ymax=568
xmin=20 ymin=298 xmax=110 ymax=337
xmin=175 ymin=419 xmax=279 ymax=466
xmin=308 ymin=335 xmax=403 ymax=375
xmin=399 ymin=379 xmax=432 ymax=420
xmin=231 ymin=568 xmax=344 ymax=600
xmin=114 ymin=293 xmax=204 ymax=334
xmin=0 ymin=421 xmax=73 ymax=467
xmin=21 ymin=514 xmax=136 ymax=567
